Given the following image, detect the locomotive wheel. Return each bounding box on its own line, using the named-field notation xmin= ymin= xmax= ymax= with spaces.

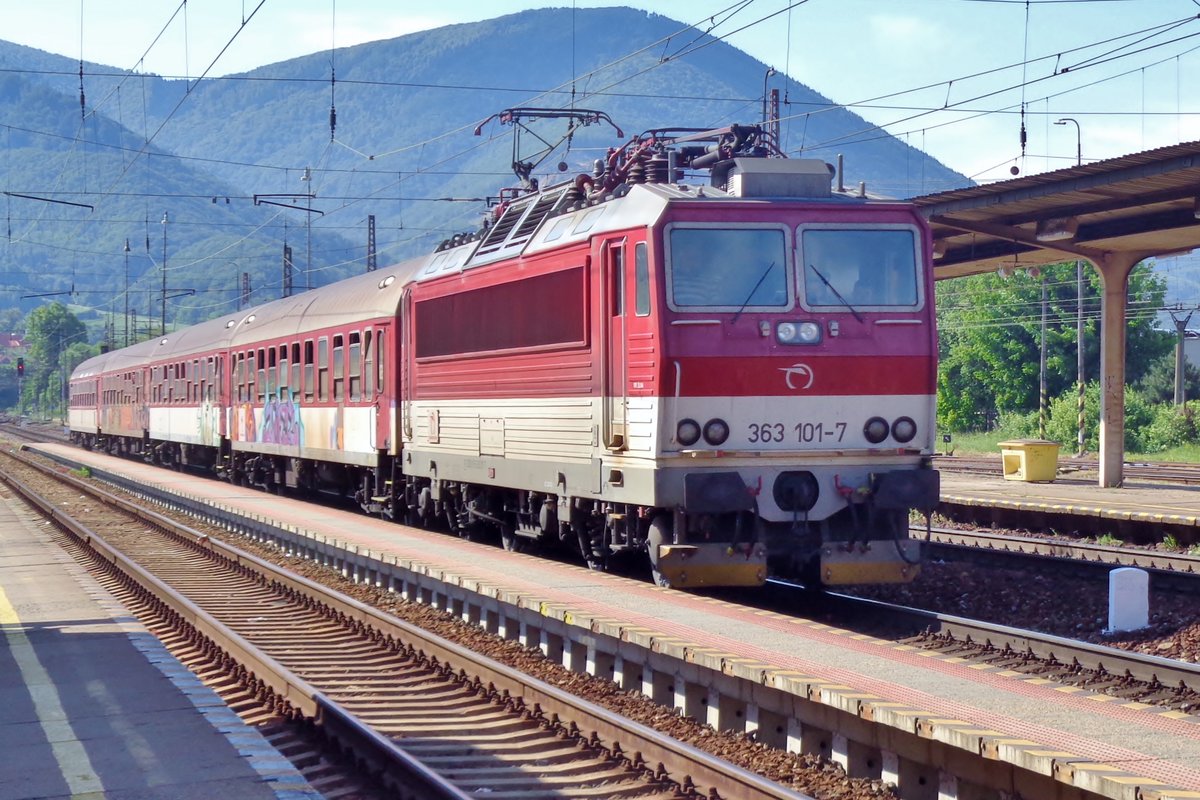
xmin=500 ymin=525 xmax=523 ymax=553
xmin=646 ymin=515 xmax=674 ymax=588
xmin=415 ymin=487 xmax=433 ymax=528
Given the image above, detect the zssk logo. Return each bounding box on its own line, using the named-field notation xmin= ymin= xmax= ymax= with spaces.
xmin=780 ymin=363 xmax=814 ymax=390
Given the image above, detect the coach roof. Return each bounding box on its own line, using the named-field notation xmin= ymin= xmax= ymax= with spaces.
xmin=227 ymin=258 xmax=421 ymax=347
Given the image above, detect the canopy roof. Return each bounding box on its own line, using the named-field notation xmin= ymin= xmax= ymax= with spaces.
xmin=913 ymin=141 xmax=1200 ymax=279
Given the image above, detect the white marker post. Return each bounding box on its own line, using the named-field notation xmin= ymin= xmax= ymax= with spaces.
xmin=1107 ymin=567 xmax=1149 ymax=633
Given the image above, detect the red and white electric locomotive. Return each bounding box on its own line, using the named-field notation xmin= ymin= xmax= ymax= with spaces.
xmin=70 ymin=116 xmax=939 ymax=589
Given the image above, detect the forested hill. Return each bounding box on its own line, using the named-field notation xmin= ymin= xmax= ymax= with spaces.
xmin=0 ymin=6 xmax=966 ymax=331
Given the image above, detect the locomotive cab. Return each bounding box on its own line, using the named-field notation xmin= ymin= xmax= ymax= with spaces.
xmin=647 ymin=156 xmax=941 ymax=586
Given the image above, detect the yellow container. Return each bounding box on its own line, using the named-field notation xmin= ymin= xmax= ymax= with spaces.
xmin=997 ymin=439 xmax=1061 ymax=482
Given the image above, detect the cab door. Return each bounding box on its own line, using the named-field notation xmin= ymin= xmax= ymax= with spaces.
xmin=600 ymin=238 xmax=629 ymax=450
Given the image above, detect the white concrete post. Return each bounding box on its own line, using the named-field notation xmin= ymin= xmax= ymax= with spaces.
xmin=1108 ymin=567 xmax=1149 ymax=632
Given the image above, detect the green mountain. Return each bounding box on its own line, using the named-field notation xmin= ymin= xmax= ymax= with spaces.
xmin=0 ymin=6 xmax=966 ymax=335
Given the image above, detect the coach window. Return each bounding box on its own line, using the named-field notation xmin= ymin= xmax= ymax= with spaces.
xmin=290 ymin=343 xmax=301 ymax=399
xmin=376 ymin=331 xmax=385 ymax=394
xmin=317 ymin=337 xmax=329 ymax=403
xmin=332 ymin=334 xmax=345 ymax=402
xmin=363 ymin=330 xmax=374 ymax=398
xmin=234 ymin=353 xmax=245 ymax=402
xmin=247 ymin=350 xmax=258 ymax=403
xmin=635 ymin=242 xmax=650 ymax=316
xmin=256 ymin=348 xmax=266 ymax=402
xmin=348 ymin=332 xmax=362 ymax=402
xmin=192 ymin=359 xmax=200 ymax=402
xmin=277 ymin=345 xmax=288 ymax=400
xmin=268 ymin=347 xmax=278 ymax=400
xmin=303 ymin=340 xmax=314 ymax=402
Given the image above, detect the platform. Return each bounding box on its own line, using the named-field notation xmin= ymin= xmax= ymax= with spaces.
xmin=940 ymin=470 xmax=1200 ymax=530
xmin=25 ymin=443 xmax=1200 ymax=799
xmin=0 ymin=475 xmax=319 ymax=800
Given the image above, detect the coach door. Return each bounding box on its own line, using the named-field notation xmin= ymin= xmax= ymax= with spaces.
xmin=368 ymin=324 xmax=391 ymax=452
xmin=601 ymin=238 xmax=628 ymax=450
xmin=400 ymin=289 xmax=413 ymax=443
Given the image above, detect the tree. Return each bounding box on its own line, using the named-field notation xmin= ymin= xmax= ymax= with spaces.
xmin=21 ymin=303 xmax=89 ymax=419
xmin=936 ymin=261 xmax=1172 ymax=431
xmin=1137 ymin=351 xmax=1200 ymax=404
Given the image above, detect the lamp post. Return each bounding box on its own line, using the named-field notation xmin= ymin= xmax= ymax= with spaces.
xmin=160 ymin=211 xmax=168 ymax=336
xmin=1055 ymin=118 xmax=1085 ymax=455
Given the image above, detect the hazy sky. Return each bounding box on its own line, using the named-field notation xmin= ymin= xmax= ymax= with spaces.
xmin=4 ymin=0 xmax=1200 ymax=183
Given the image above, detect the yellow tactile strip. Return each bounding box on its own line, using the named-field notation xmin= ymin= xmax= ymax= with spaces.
xmin=940 ymin=492 xmax=1200 ymax=528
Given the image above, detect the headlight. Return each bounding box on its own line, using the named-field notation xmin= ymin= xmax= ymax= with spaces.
xmin=677 ymin=418 xmax=701 ymax=446
xmin=892 ymin=416 xmax=917 ymax=443
xmin=863 ymin=416 xmax=889 ymax=444
xmin=776 ymin=320 xmax=821 ymax=345
xmin=703 ymin=418 xmax=730 ymax=446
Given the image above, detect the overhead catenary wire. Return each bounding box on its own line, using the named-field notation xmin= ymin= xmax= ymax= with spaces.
xmin=7 ymin=3 xmax=1200 ymax=321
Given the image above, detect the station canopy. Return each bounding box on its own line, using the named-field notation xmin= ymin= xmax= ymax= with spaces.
xmin=908 ymin=139 xmax=1200 ymax=488
xmin=912 ymin=140 xmax=1200 ymax=280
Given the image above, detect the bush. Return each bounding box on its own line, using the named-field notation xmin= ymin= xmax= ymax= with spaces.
xmin=1143 ymin=404 xmax=1198 ymax=451
xmin=994 ymin=410 xmax=1038 ymax=440
xmin=1018 ymin=383 xmax=1196 ymax=455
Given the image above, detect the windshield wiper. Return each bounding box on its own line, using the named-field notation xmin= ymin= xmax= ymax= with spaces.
xmin=730 ymin=261 xmax=777 ymax=325
xmin=806 ymin=262 xmax=864 ymax=323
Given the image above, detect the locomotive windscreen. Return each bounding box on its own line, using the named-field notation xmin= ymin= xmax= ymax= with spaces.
xmin=800 ymin=228 xmax=920 ymax=309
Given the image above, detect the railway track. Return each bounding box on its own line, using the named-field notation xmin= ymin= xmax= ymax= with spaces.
xmin=796 ymin=587 xmax=1200 ymax=713
xmin=0 ymin=445 xmax=814 ymax=800
xmin=925 ymin=525 xmax=1200 ymax=585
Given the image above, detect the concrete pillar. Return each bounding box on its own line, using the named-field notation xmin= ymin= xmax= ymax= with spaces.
xmin=1092 ymin=253 xmax=1143 ymax=488
xmin=832 ymin=732 xmax=850 ymax=773
xmin=938 ymin=770 xmax=958 ymax=800
xmin=519 ymin=620 xmax=531 ymax=648
xmin=882 ymin=751 xmax=900 ymax=788
xmin=641 ymin=664 xmax=655 ymax=700
xmin=745 ymin=703 xmax=760 ymax=738
xmin=786 ymin=717 xmax=803 ymax=754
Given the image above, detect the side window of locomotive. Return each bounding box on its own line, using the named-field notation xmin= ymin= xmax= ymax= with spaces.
xmin=635 ymin=242 xmax=650 ymax=317
xmin=348 ymin=332 xmax=362 ymax=402
xmin=800 ymin=228 xmax=920 ymax=309
xmin=317 ymin=337 xmax=329 ymax=403
xmin=667 ymin=227 xmax=789 ymax=309
xmin=610 ymin=245 xmax=624 ymax=317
